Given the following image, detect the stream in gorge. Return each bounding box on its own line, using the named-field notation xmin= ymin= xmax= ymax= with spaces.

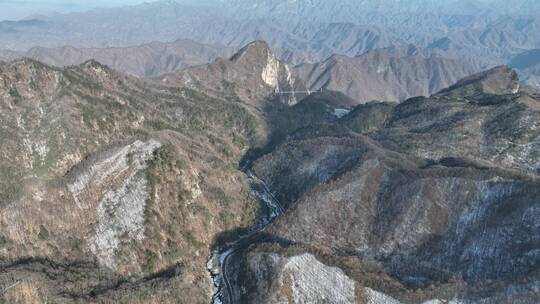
xmin=207 ymin=169 xmax=284 ymax=304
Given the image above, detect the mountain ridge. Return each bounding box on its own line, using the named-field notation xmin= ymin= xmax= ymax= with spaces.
xmin=236 ymin=64 xmax=540 ymax=303
xmin=2 ymin=0 xmax=540 ymax=87
xmin=0 ymin=39 xmax=237 ymax=77
xmin=295 ymin=45 xmax=482 ymax=103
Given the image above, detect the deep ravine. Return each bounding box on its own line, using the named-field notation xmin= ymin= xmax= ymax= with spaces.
xmin=207 ymin=169 xmax=284 ymax=304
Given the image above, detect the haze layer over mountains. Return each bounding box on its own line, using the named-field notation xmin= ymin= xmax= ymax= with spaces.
xmin=2 ymin=0 xmax=540 ymax=94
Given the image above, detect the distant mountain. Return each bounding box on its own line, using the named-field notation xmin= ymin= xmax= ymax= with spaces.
xmin=436 ymin=65 xmax=520 ymax=97
xmin=0 ymin=0 xmax=540 ymax=63
xmin=1 ymin=39 xmax=236 ymax=77
xmin=0 ymin=13 xmax=402 ymax=65
xmin=510 ymin=49 xmax=540 ymax=70
xmin=4 ymin=40 xmax=518 ymax=102
xmin=295 ymin=45 xmax=482 ymax=103
xmin=430 ymin=16 xmax=540 ymax=64
xmin=510 ymin=49 xmax=540 ymax=88
xmin=224 ymin=0 xmax=540 ymax=17
xmin=1 ymin=0 xmax=539 ymax=72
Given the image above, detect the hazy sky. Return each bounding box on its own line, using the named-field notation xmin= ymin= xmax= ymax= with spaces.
xmin=0 ymin=0 xmax=159 ymax=20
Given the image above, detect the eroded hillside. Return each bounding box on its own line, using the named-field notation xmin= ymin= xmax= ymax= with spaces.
xmin=237 ymin=66 xmax=540 ymax=304
xmin=0 ymin=48 xmax=284 ymax=302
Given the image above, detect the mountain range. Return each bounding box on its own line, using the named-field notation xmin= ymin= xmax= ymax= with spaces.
xmin=0 ymin=47 xmax=273 ymax=303
xmin=0 ymin=41 xmax=538 ymax=303
xmin=0 ymin=1 xmax=539 ymax=303
xmin=0 ymin=39 xmax=236 ymax=77
xmin=0 ymin=42 xmax=485 ymax=103
xmin=2 ymin=0 xmax=540 ymax=92
xmin=2 ymin=0 xmax=540 ymax=63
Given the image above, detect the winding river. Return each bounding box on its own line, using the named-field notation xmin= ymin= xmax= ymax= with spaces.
xmin=207 ymin=169 xmax=284 ymax=304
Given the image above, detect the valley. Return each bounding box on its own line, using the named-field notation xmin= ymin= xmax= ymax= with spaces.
xmin=0 ymin=41 xmax=539 ymax=303
xmin=0 ymin=1 xmax=539 ymax=303
xmin=208 ymin=169 xmax=284 ymax=304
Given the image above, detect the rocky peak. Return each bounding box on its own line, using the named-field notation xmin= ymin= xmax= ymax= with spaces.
xmin=229 ymin=40 xmax=286 ymax=88
xmin=161 ymin=40 xmax=305 ymax=105
xmin=76 ymin=59 xmax=127 ymax=91
xmin=230 ymin=40 xmax=273 ymax=62
xmin=436 ymin=65 xmax=520 ymax=98
xmin=79 ymin=59 xmax=114 ymax=76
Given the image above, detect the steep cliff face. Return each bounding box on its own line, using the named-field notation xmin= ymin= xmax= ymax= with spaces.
xmin=238 ymin=66 xmax=540 ymax=303
xmin=74 ymin=140 xmax=161 ymax=270
xmin=159 ymin=41 xmax=305 ymax=107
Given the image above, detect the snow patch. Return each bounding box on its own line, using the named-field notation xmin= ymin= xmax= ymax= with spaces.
xmin=67 ymin=140 xmax=160 ymax=209
xmin=280 ymin=253 xmax=356 ymax=304
xmin=512 ymin=83 xmax=520 ymax=94
xmin=334 ymin=108 xmax=351 ymax=118
xmin=33 ymin=139 xmax=49 ymax=161
xmin=363 ymin=288 xmax=465 ymax=304
xmin=85 ymin=139 xmax=161 ymax=269
xmin=376 ymin=64 xmax=388 ymax=74
xmin=89 ymin=172 xmax=148 ymax=269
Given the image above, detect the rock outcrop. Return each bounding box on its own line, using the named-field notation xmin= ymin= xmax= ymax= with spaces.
xmin=159 ymin=41 xmax=306 ymax=106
